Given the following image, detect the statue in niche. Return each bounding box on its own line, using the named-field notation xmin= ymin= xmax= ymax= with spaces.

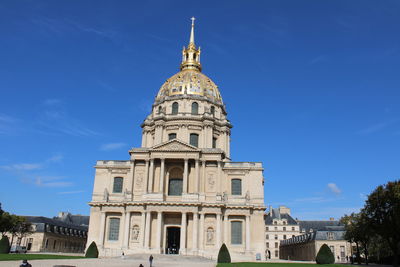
xmin=245 ymin=190 xmax=250 ymax=201
xmin=208 ymin=174 xmax=215 ymax=190
xmin=206 ymin=227 xmax=214 ymax=243
xmin=132 ymin=225 xmax=140 ymax=241
xmin=135 ymin=174 xmax=143 ymax=188
xmin=223 ymin=191 xmax=228 ymax=201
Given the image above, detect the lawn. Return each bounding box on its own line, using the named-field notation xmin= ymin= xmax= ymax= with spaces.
xmin=217 ymin=263 xmax=348 ymax=267
xmin=0 ymin=254 xmax=85 ymax=261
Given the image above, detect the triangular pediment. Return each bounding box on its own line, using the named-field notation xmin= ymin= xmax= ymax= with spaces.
xmin=151 ymin=139 xmax=200 ymax=151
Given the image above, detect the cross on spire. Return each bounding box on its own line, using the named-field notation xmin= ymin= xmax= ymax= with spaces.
xmin=189 ymin=17 xmax=195 ymax=44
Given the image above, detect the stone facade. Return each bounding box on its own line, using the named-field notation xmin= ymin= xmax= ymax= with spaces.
xmin=87 ymin=20 xmax=266 ymax=261
xmin=265 ymin=206 xmax=300 ymax=259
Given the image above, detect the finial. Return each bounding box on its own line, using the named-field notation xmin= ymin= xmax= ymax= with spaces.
xmin=189 ymin=17 xmax=195 ymax=44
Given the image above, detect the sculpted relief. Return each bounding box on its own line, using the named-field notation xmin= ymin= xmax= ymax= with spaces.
xmin=131 ymin=225 xmax=140 ymax=241
xmin=207 ymin=173 xmax=215 ymax=191
xmin=135 ymin=172 xmax=144 ymax=190
xmin=206 ymin=227 xmax=214 ymax=244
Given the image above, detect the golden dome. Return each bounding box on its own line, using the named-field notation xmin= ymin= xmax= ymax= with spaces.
xmin=156 ymin=69 xmax=222 ymax=104
xmin=155 ymin=18 xmax=223 ymax=104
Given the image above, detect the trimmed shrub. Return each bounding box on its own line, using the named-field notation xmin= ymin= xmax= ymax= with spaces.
xmin=217 ymin=243 xmax=231 ymax=263
xmin=0 ymin=236 xmax=10 ymax=254
xmin=316 ymin=244 xmax=335 ymax=264
xmin=85 ymin=241 xmax=99 ymax=258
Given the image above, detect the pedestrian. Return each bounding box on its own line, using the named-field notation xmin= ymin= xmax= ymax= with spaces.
xmin=139 ymin=264 xmax=144 ymax=267
xmin=20 ymin=259 xmax=32 ymax=267
xmin=121 ymin=251 xmax=125 ymax=259
xmin=149 ymin=254 xmax=154 ymax=267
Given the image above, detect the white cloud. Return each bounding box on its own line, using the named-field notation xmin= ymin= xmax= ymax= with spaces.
xmin=328 ymin=183 xmax=342 ymax=195
xmin=100 ymin=142 xmax=126 ymax=151
xmin=1 ymin=163 xmax=43 ymax=171
xmin=35 ymin=176 xmax=72 ymax=188
xmin=57 ymin=190 xmax=85 ymax=195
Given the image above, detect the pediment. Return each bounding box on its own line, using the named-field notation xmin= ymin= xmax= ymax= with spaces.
xmin=151 ymin=139 xmax=200 ymax=152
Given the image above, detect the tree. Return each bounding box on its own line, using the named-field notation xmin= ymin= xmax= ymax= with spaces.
xmin=316 ymin=244 xmax=335 ymax=264
xmin=364 ymin=180 xmax=400 ymax=267
xmin=85 ymin=241 xmax=99 ymax=258
xmin=217 ymin=243 xmax=231 ymax=263
xmin=0 ymin=236 xmax=10 ymax=254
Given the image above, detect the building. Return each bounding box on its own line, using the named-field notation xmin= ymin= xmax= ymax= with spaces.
xmin=7 ymin=212 xmax=88 ymax=253
xmin=265 ymin=206 xmax=300 ymax=259
xmin=87 ymin=19 xmax=266 ymax=261
xmin=280 ymin=219 xmax=351 ymax=262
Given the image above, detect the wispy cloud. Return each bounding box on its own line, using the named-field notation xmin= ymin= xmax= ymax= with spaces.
xmin=358 ymin=119 xmax=398 ymax=135
xmin=100 ymin=142 xmax=126 ymax=151
xmin=1 ymin=155 xmax=62 ymax=171
xmin=57 ymin=190 xmax=85 ymax=195
xmin=327 ymin=183 xmax=342 ymax=195
xmin=0 ymin=113 xmax=20 ymax=135
xmin=34 ymin=176 xmax=72 ymax=188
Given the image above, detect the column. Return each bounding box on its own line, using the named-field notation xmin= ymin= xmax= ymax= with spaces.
xmin=195 ymin=159 xmax=200 ymax=193
xmin=143 ymin=160 xmax=149 ymax=193
xmin=216 ymin=213 xmax=222 ymax=249
xmin=202 ymin=160 xmax=206 ymax=193
xmin=183 ymin=159 xmax=188 ymax=194
xmin=217 ymin=161 xmax=222 ymax=193
xmin=245 ymin=215 xmax=251 ymax=252
xmin=130 ymin=160 xmax=135 ymax=195
xmin=199 ymin=213 xmax=205 ymax=250
xmin=192 ymin=212 xmax=198 ymax=252
xmin=123 ymin=211 xmax=130 ymax=249
xmin=148 ymin=159 xmax=154 ymax=193
xmin=156 ymin=211 xmax=163 ymax=251
xmin=144 ymin=211 xmax=151 ymax=249
xmin=180 ymin=212 xmax=187 ymax=254
xmin=223 ymin=214 xmax=229 ymax=244
xmin=140 ymin=212 xmax=146 ymax=247
xmin=98 ymin=212 xmax=106 ymax=247
xmin=159 ymin=158 xmax=165 ymax=194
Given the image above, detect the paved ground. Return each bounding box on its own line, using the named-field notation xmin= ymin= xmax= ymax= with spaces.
xmin=0 ymin=254 xmax=216 ymax=267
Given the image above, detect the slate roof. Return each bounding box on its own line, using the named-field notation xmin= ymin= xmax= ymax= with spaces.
xmin=265 ymin=208 xmax=298 ymax=225
xmin=298 ymin=220 xmax=344 ymax=233
xmin=24 ymin=216 xmax=88 ymax=232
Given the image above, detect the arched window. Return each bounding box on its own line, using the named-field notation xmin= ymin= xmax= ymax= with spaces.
xmin=172 ymin=102 xmax=179 ymax=115
xmin=158 ymin=106 xmax=162 ymax=114
xmin=113 ymin=177 xmax=123 ymax=193
xmin=231 ymin=179 xmax=242 ymax=195
xmin=212 ymin=137 xmax=217 ymax=148
xmin=231 ymin=221 xmax=243 ymax=245
xmin=168 ymin=133 xmax=177 ymax=140
xmin=190 ymin=133 xmax=199 ymax=147
xmin=210 ymin=106 xmax=215 ymax=116
xmin=191 ymin=102 xmax=198 ymax=115
xmin=108 ymin=218 xmax=120 ymax=241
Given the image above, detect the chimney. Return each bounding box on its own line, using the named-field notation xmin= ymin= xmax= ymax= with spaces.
xmin=329 ymin=217 xmax=335 ymax=221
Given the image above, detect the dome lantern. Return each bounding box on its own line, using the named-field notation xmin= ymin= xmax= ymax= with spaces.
xmin=180 ymin=17 xmax=202 ymax=72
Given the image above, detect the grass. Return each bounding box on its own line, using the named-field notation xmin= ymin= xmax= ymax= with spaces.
xmin=217 ymin=263 xmax=349 ymax=267
xmin=0 ymin=253 xmax=85 ymax=261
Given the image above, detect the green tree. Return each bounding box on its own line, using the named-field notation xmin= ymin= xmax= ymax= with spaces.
xmin=85 ymin=241 xmax=99 ymax=258
xmin=364 ymin=180 xmax=400 ymax=267
xmin=217 ymin=243 xmax=231 ymax=263
xmin=316 ymin=244 xmax=335 ymax=264
xmin=0 ymin=236 xmax=10 ymax=254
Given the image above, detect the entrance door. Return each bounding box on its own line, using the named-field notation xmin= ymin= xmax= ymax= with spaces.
xmin=166 ymin=227 xmax=180 ymax=254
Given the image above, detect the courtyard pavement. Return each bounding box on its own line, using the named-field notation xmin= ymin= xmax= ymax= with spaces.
xmin=0 ymin=254 xmax=217 ymax=267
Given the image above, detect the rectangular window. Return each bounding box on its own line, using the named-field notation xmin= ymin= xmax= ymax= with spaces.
xmin=168 ymin=133 xmax=177 ymax=140
xmin=190 ymin=133 xmax=199 ymax=147
xmin=266 ymin=242 xmax=269 ymax=248
xmin=274 ymin=226 xmax=278 ymax=231
xmin=283 ymin=227 xmax=286 ymax=231
xmin=231 ymin=221 xmax=243 ymax=245
xmin=266 ymin=227 xmax=269 ymax=231
xmin=266 ymin=234 xmax=269 ymax=239
xmin=292 ymin=227 xmax=295 ymax=231
xmin=168 ymin=178 xmax=183 ymax=196
xmin=212 ymin=137 xmax=217 ymax=148
xmin=275 ymin=250 xmax=279 ymax=257
xmin=108 ymin=218 xmax=120 ymax=241
xmin=274 ymin=234 xmax=278 ymax=240
xmin=275 ymin=242 xmax=278 ymax=248
xmin=231 ymin=179 xmax=242 ymax=195
xmin=327 ymin=232 xmax=334 ymax=240
xmin=340 ymin=246 xmax=345 ymax=258
xmin=283 ymin=235 xmax=287 ymax=240
xmin=113 ymin=177 xmax=123 ymax=193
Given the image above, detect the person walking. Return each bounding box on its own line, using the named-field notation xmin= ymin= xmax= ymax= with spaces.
xmin=149 ymin=254 xmax=154 ymax=267
xmin=20 ymin=259 xmax=32 ymax=267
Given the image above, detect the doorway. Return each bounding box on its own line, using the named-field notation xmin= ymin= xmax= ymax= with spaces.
xmin=166 ymin=227 xmax=180 ymax=254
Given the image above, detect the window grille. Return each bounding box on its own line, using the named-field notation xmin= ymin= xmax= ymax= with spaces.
xmin=168 ymin=178 xmax=183 ymax=196
xmin=172 ymin=102 xmax=179 ymax=114
xmin=231 ymin=179 xmax=242 ymax=195
xmin=113 ymin=177 xmax=123 ymax=193
xmin=190 ymin=133 xmax=199 ymax=147
xmin=231 ymin=221 xmax=243 ymax=245
xmin=168 ymin=133 xmax=177 ymax=140
xmin=191 ymin=102 xmax=198 ymax=115
xmin=108 ymin=218 xmax=120 ymax=241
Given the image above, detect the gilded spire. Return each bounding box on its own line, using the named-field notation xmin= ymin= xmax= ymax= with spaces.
xmin=180 ymin=17 xmax=202 ymax=72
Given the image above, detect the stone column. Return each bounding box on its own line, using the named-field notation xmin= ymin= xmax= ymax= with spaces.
xmin=216 ymin=213 xmax=222 ymax=249
xmin=202 ymin=160 xmax=206 ymax=193
xmin=183 ymin=159 xmax=189 ymax=194
xmin=140 ymin=211 xmax=146 ymax=247
xmin=195 ymin=159 xmax=200 ymax=193
xmin=192 ymin=212 xmax=198 ymax=253
xmin=98 ymin=212 xmax=106 ymax=247
xmin=130 ymin=160 xmax=135 ymax=197
xmin=156 ymin=211 xmax=163 ymax=252
xmin=144 ymin=211 xmax=151 ymax=249
xmin=148 ymin=159 xmax=154 ymax=193
xmin=143 ymin=160 xmax=149 ymax=194
xmin=217 ymin=161 xmax=222 ymax=193
xmin=159 ymin=158 xmax=165 ymax=194
xmin=180 ymin=212 xmax=187 ymax=254
xmin=245 ymin=215 xmax=251 ymax=252
xmin=123 ymin=211 xmax=130 ymax=249
xmin=223 ymin=214 xmax=229 ymax=244
xmin=199 ymin=213 xmax=205 ymax=251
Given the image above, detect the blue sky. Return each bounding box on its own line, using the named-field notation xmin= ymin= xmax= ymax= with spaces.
xmin=0 ymin=0 xmax=399 ymax=220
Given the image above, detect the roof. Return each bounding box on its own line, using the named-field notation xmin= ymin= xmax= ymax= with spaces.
xmin=265 ymin=208 xmax=298 ymax=225
xmin=298 ymin=220 xmax=344 ymax=233
xmin=24 ymin=216 xmax=88 ymax=231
